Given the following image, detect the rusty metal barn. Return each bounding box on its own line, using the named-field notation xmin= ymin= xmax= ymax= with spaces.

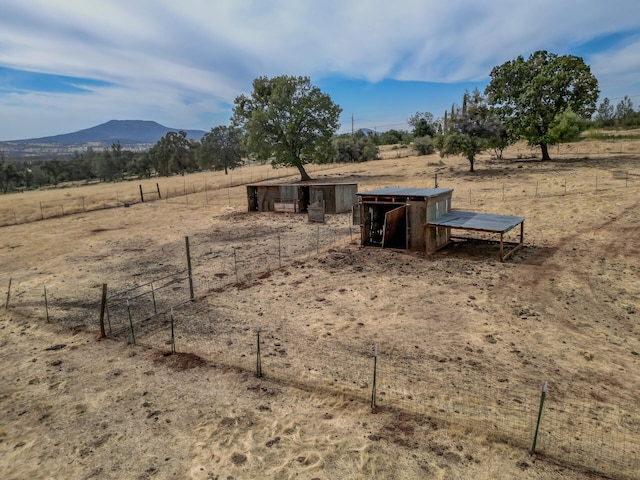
xmin=356 ymin=187 xmax=524 ymax=261
xmin=247 ymin=183 xmax=358 ymax=214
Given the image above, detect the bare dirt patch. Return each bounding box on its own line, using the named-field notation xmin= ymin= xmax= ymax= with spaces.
xmin=1 ymin=142 xmax=639 ymax=479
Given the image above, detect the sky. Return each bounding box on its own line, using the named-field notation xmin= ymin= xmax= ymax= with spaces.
xmin=1 ymin=0 xmax=640 ymax=141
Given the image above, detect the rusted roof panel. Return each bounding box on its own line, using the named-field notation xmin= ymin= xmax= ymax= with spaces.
xmin=428 ymin=210 xmax=524 ymax=233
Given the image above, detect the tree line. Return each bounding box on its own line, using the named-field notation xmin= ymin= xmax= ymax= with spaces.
xmin=2 ymin=50 xmax=638 ymax=192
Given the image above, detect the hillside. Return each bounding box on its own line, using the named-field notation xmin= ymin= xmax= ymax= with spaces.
xmin=0 ymin=120 xmax=206 ymax=158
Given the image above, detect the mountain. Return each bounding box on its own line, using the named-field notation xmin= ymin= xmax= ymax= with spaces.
xmin=1 ymin=120 xmax=207 ymax=158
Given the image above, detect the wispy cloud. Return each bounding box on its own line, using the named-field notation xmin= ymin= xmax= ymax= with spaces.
xmin=1 ymin=0 xmax=640 ymax=139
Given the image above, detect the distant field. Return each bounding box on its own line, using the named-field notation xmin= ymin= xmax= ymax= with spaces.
xmin=1 ymin=140 xmax=640 ymax=479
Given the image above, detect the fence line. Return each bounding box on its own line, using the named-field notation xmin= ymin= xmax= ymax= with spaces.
xmin=3 ymin=208 xmax=639 ymax=479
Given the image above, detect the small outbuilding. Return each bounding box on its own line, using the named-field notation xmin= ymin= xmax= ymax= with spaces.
xmin=356 ymin=187 xmax=524 ymax=261
xmin=247 ymin=182 xmax=357 ymax=214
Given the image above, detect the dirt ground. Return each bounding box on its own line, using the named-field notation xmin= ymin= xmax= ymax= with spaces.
xmin=1 ymin=142 xmax=639 ymax=479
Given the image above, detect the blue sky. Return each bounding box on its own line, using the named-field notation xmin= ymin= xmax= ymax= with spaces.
xmin=1 ymin=0 xmax=640 ymax=141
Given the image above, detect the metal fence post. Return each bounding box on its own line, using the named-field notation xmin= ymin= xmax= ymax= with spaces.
xmin=256 ymin=325 xmax=262 ymax=378
xmin=371 ymin=345 xmax=378 ymax=411
xmin=531 ymin=381 xmax=548 ymax=455
xmin=185 ymin=236 xmax=195 ymax=300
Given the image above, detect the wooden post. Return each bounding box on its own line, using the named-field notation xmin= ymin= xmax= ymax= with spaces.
xmin=185 ymin=236 xmax=195 ymax=300
xmin=99 ymin=283 xmax=107 ymax=337
xmin=5 ymin=277 xmax=12 ymax=310
xmin=156 ymin=183 xmax=161 ymax=199
xmin=40 ymin=201 xmax=44 ymax=220
xmin=139 ymin=184 xmax=144 ymax=202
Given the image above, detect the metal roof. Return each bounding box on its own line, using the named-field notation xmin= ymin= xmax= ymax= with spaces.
xmin=356 ymin=187 xmax=453 ymax=197
xmin=428 ymin=210 xmax=525 ymax=233
xmin=247 ymin=182 xmax=357 ymax=188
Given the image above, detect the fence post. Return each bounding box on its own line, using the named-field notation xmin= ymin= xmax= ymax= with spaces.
xmin=278 ymin=235 xmax=282 ymax=269
xmin=151 ymin=282 xmax=157 ymax=314
xmin=434 ymin=173 xmax=438 ymax=188
xmin=40 ymin=202 xmax=44 ymax=220
xmin=316 ymin=224 xmax=320 ymax=254
xmin=185 ymin=236 xmax=195 ymax=300
xmin=5 ymin=277 xmax=12 ymax=310
xmin=530 ymin=381 xmax=548 ymax=455
xmin=170 ymin=307 xmax=175 ymax=354
xmin=233 ymin=247 xmax=239 ymax=284
xmin=44 ymin=285 xmax=50 ymax=323
xmin=156 ymin=183 xmax=161 ymax=199
xmin=256 ymin=325 xmax=262 ymax=378
xmin=371 ymin=345 xmax=378 ymax=411
xmin=98 ymin=283 xmax=107 ymax=337
xmin=126 ymin=298 xmax=136 ymax=345
xmin=139 ymin=185 xmax=144 ymax=203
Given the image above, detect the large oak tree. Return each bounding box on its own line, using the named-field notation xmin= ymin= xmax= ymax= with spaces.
xmin=485 ymin=51 xmax=599 ymax=160
xmin=232 ymin=75 xmax=342 ymax=181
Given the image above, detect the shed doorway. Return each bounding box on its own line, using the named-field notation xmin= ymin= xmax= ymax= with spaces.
xmin=364 ymin=204 xmax=407 ymax=248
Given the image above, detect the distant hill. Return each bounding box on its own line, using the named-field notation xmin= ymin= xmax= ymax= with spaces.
xmin=0 ymin=120 xmax=207 ymax=158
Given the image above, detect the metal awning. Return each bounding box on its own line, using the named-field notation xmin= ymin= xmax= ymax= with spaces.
xmin=357 ymin=187 xmax=452 ymax=198
xmin=427 ymin=211 xmax=524 ymax=233
xmin=427 ymin=210 xmax=525 ymax=261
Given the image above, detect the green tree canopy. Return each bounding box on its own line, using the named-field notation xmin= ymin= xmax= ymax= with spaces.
xmin=408 ymin=111 xmax=439 ymax=137
xmin=485 ymin=50 xmax=599 ymax=160
xmin=149 ymin=130 xmax=195 ymax=176
xmin=435 ymin=89 xmax=503 ymax=172
xmin=232 ymin=75 xmax=342 ymax=181
xmin=199 ymin=125 xmax=244 ymax=174
xmin=595 ymin=97 xmax=614 ymax=127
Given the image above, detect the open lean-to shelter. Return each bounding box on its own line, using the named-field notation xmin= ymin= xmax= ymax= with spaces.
xmin=247 ymin=183 xmax=358 ymax=214
xmin=356 ymin=187 xmax=524 ymax=261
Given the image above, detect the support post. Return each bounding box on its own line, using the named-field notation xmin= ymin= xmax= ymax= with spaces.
xmin=185 ymin=236 xmax=195 ymax=300
xmin=530 ymin=381 xmax=548 ymax=455
xmin=99 ymin=283 xmax=107 ymax=337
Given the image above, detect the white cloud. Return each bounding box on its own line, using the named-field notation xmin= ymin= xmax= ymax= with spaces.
xmin=1 ymin=0 xmax=640 ymax=139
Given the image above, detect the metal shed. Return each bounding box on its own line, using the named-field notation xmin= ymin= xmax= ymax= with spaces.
xmin=356 ymin=187 xmax=525 ymax=261
xmin=356 ymin=187 xmax=454 ymax=252
xmin=247 ymin=183 xmax=357 ymax=214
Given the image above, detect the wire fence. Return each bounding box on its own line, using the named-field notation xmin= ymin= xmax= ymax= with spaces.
xmin=3 ymin=179 xmax=640 ymax=479
xmin=0 ymin=163 xmax=345 ymax=227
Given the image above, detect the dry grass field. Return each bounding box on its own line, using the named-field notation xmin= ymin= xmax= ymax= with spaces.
xmin=1 ymin=139 xmax=639 ymax=479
